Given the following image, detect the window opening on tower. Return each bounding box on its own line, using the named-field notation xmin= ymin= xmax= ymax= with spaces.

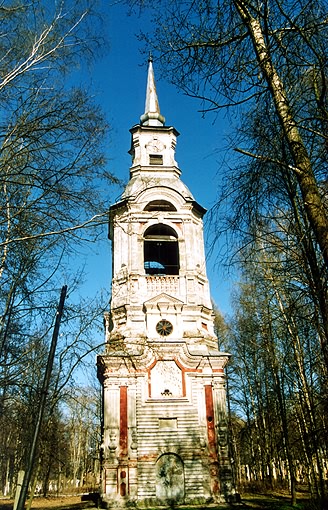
xmin=149 ymin=154 xmax=163 ymax=165
xmin=144 ymin=224 xmax=179 ymax=276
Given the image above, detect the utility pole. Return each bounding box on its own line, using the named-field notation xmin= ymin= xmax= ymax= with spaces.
xmin=16 ymin=286 xmax=67 ymax=510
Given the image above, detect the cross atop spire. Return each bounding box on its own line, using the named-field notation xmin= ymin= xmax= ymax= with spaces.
xmin=140 ymin=56 xmax=165 ymax=127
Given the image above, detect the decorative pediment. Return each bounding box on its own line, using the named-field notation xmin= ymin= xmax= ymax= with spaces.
xmin=145 ymin=292 xmax=183 ymax=305
xmin=143 ymin=293 xmax=184 ymax=313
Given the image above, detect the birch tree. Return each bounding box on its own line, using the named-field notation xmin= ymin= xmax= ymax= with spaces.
xmin=132 ymin=2 xmax=328 ymax=504
xmin=132 ymin=0 xmax=328 ymax=263
xmin=227 ymin=242 xmax=327 ymax=505
xmin=0 ymin=1 xmax=114 ymax=377
xmin=0 ymin=0 xmax=116 ymax=496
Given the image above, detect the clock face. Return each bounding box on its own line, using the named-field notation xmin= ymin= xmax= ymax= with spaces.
xmin=146 ymin=138 xmax=164 ymax=153
xmin=156 ymin=319 xmax=173 ymax=337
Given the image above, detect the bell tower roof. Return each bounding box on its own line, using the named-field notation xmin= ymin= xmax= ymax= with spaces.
xmin=124 ymin=58 xmax=198 ymax=204
xmin=140 ymin=55 xmax=165 ymax=127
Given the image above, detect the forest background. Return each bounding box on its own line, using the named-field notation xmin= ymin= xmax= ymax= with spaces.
xmin=0 ymin=1 xmax=327 ymax=509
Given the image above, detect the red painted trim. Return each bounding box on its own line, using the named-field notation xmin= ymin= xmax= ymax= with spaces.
xmin=181 ymin=367 xmax=186 ymax=397
xmin=119 ymin=386 xmax=128 ymax=457
xmin=205 ymin=385 xmax=220 ymax=495
xmin=147 ymin=358 xmax=161 ymax=398
xmin=174 ymin=357 xmax=202 ymax=373
xmin=205 ymin=385 xmax=217 ymax=460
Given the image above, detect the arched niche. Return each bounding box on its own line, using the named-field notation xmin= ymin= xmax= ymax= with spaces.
xmin=156 ymin=453 xmax=185 ymax=503
xmin=150 ymin=360 xmax=183 ymax=398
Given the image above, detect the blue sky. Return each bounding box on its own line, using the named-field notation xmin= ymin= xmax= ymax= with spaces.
xmin=78 ymin=1 xmax=237 ymax=316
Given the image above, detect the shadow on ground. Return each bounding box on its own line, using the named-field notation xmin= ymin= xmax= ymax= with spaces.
xmin=0 ymin=491 xmax=313 ymax=510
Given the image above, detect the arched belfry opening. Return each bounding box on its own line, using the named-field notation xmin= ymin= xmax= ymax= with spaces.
xmin=144 ymin=224 xmax=179 ymax=275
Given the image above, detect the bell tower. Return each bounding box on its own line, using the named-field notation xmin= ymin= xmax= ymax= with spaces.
xmin=97 ymin=58 xmax=232 ymax=507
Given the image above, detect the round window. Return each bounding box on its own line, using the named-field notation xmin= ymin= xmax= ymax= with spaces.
xmin=156 ymin=320 xmax=173 ymax=337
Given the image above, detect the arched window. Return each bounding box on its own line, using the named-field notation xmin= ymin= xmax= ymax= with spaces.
xmin=144 ymin=200 xmax=177 ymax=212
xmin=144 ymin=224 xmax=179 ymax=275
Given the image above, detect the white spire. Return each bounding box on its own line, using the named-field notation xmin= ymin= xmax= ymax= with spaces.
xmin=140 ymin=56 xmax=165 ymax=127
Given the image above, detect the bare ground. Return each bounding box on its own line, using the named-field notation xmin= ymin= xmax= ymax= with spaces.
xmin=0 ymin=490 xmax=313 ymax=510
xmin=0 ymin=496 xmax=95 ymax=510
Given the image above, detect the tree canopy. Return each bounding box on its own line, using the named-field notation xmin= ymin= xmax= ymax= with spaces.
xmin=0 ymin=0 xmax=117 ymax=498
xmin=130 ymin=0 xmax=328 ymax=504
